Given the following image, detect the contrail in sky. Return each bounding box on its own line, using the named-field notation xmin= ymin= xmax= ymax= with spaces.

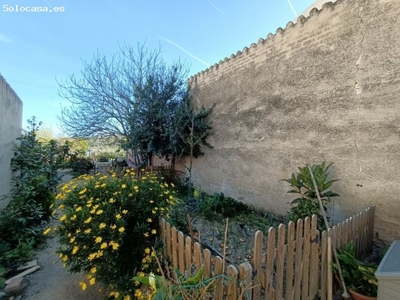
xmin=206 ymin=0 xmax=225 ymax=15
xmin=287 ymin=0 xmax=298 ymax=17
xmin=161 ymin=37 xmax=211 ymax=67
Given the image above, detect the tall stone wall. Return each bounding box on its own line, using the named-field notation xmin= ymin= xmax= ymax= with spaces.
xmin=0 ymin=74 xmax=23 ymax=209
xmin=189 ymin=0 xmax=400 ymax=242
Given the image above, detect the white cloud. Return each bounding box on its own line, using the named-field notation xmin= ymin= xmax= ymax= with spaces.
xmin=0 ymin=33 xmax=11 ymax=43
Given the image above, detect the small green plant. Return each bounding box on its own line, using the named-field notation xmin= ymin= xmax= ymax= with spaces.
xmin=196 ymin=191 xmax=251 ymax=221
xmin=333 ymin=241 xmax=378 ymax=297
xmin=282 ymin=162 xmax=339 ymax=230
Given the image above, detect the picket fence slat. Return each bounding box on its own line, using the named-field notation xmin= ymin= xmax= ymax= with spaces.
xmin=159 ymin=205 xmax=375 ymax=300
xmin=276 ymin=224 xmax=285 ymax=300
xmin=204 ymin=248 xmax=212 ymax=279
xmin=185 ymin=236 xmax=192 ymax=275
xmin=214 ymin=256 xmax=224 ymax=300
xmin=265 ymin=226 xmax=275 ymax=299
xmin=239 ymin=262 xmax=252 ymax=300
xmin=252 ymin=231 xmax=263 ymax=300
xmin=293 ymin=218 xmax=303 ymax=300
xmin=285 ymin=221 xmax=295 ymax=300
xmin=227 ymin=265 xmax=239 ymax=300
xmin=178 ymin=231 xmax=185 ymax=273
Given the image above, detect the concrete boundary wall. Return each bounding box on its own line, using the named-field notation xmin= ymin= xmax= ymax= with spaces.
xmin=189 ymin=0 xmax=400 ymax=242
xmin=0 ymin=74 xmax=23 ymax=209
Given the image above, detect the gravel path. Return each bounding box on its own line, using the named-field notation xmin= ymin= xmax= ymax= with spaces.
xmin=21 ymin=172 xmax=105 ymax=300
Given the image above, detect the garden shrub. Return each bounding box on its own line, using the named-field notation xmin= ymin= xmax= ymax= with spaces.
xmin=68 ymin=156 xmax=94 ymax=174
xmin=0 ymin=117 xmax=58 ymax=267
xmin=54 ymin=170 xmax=178 ymax=298
xmin=282 ymin=162 xmax=339 ymax=231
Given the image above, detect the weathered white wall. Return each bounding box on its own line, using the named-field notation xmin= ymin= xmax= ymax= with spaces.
xmin=0 ymin=74 xmax=23 ymax=209
xmin=189 ymin=0 xmax=400 ymax=242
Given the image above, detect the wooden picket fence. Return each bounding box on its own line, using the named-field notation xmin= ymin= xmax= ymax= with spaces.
xmin=160 ymin=206 xmax=375 ymax=300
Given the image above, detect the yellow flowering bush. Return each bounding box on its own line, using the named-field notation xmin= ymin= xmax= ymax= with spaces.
xmin=55 ymin=170 xmax=178 ymax=298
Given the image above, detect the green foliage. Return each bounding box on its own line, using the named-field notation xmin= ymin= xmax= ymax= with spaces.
xmin=282 ymin=162 xmax=339 ymax=230
xmin=54 ymin=170 xmax=178 ymax=296
xmin=169 ymin=97 xmax=213 ymax=159
xmin=0 ymin=266 xmax=5 ymax=289
xmin=133 ymin=266 xmax=218 ymax=300
xmin=0 ymin=117 xmax=58 ymax=267
xmin=333 ymin=241 xmax=378 ymax=297
xmin=68 ymin=157 xmax=94 ymax=174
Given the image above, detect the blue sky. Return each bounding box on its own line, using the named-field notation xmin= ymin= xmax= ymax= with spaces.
xmin=0 ymin=0 xmax=317 ymax=136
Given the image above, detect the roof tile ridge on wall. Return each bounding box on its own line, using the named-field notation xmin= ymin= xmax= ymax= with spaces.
xmin=189 ymin=0 xmax=342 ymax=84
xmin=0 ymin=73 xmax=23 ymax=105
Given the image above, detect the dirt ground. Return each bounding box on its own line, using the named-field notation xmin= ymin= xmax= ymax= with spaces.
xmin=21 ymin=172 xmax=105 ymax=300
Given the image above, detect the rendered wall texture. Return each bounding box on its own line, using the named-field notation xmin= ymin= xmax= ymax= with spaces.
xmin=0 ymin=74 xmax=23 ymax=209
xmin=189 ymin=0 xmax=400 ymax=241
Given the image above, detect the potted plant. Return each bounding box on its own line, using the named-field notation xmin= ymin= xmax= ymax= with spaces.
xmin=333 ymin=241 xmax=378 ymax=300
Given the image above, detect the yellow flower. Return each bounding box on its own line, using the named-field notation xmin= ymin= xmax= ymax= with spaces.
xmin=88 ymin=253 xmax=96 ymax=261
xmin=79 ymin=281 xmax=87 ymax=291
xmin=123 ymin=295 xmax=131 ymax=300
xmin=134 ymin=185 xmax=139 ymax=190
xmin=84 ymin=217 xmax=92 ymax=224
xmin=60 ymin=214 xmax=67 ymax=222
xmin=43 ymin=228 xmax=51 ymax=235
xmin=100 ymin=242 xmax=108 ymax=249
xmin=118 ymin=227 xmax=125 ymax=233
xmin=78 ymin=188 xmax=87 ymax=195
xmin=89 ymin=277 xmax=96 ymax=285
xmin=95 ymin=236 xmax=102 ymax=243
xmin=99 ymin=223 xmax=106 ymax=229
xmin=70 ymin=215 xmax=77 ymax=221
xmin=101 ymin=183 xmax=106 ymax=188
xmin=69 ymin=237 xmax=75 ymax=243
xmin=110 ymin=224 xmax=117 ymax=230
xmin=96 ymin=210 xmax=104 ymax=215
xmin=149 ymin=200 xmax=154 ymax=204
xmin=143 ymin=232 xmax=149 ymax=238
xmin=134 ymin=290 xmax=142 ymax=298
xmin=109 ymin=291 xmax=120 ymax=298
xmin=109 ymin=198 xmax=115 ymax=204
xmin=86 ymin=203 xmax=93 ymax=208
xmin=72 ymin=246 xmax=79 ymax=255
xmin=90 ymin=266 xmax=97 ymax=274
xmin=146 ymin=218 xmax=152 ymax=223
xmin=116 ymin=214 xmax=122 ymax=220
xmin=76 ymin=206 xmax=82 ymax=212
xmin=75 ymin=229 xmax=81 ymax=233
xmin=122 ymin=209 xmax=128 ymax=214
xmin=151 ymin=229 xmax=157 ymax=235
xmin=145 ymin=248 xmax=150 ymax=254
xmin=121 ymin=184 xmax=127 ymax=189
xmin=109 ymin=241 xmax=119 ymax=250
xmin=84 ymin=228 xmax=92 ymax=234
